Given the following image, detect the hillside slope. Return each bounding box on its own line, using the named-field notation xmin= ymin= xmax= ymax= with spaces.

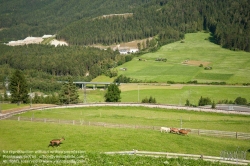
xmin=0 ymin=0 xmax=249 ymax=52
xmin=0 ymin=0 xmax=149 ymax=42
xmin=116 ymin=32 xmax=250 ymax=84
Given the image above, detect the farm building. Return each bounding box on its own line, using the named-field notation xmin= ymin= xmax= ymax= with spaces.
xmin=6 ymin=36 xmax=43 ymax=46
xmin=118 ymin=47 xmax=139 ymax=54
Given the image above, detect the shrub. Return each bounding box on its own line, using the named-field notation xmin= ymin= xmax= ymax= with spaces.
xmin=142 ymin=96 xmax=156 ymax=103
xmin=198 ymin=96 xmax=212 ymax=106
xmin=211 ymin=101 xmax=216 ymax=109
xmin=234 ymin=97 xmax=247 ymax=105
xmin=104 ymin=84 xmax=121 ymax=102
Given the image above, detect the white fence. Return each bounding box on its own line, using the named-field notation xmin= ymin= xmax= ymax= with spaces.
xmin=190 ymin=128 xmax=250 ymax=139
xmin=6 ymin=116 xmax=250 ymax=140
xmin=104 ymin=151 xmax=250 ymax=165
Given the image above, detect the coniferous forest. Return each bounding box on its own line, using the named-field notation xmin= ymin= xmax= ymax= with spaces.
xmin=0 ymin=0 xmax=249 ymax=93
xmin=1 ymin=0 xmax=249 ymax=51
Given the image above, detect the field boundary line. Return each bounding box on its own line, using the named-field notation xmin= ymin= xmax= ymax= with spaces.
xmin=6 ymin=116 xmax=250 ymax=140
xmin=1 ymin=103 xmax=250 ymax=119
xmin=104 ymin=150 xmax=250 ymax=165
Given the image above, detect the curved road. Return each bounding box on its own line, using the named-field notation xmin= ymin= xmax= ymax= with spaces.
xmin=1 ymin=103 xmax=250 ymax=120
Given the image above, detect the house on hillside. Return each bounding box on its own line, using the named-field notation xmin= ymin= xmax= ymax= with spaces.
xmin=117 ymin=47 xmax=139 ymax=55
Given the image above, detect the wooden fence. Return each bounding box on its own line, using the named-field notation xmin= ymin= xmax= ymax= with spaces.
xmin=104 ymin=151 xmax=250 ymax=165
xmin=190 ymin=128 xmax=250 ymax=139
xmin=7 ymin=116 xmax=250 ymax=140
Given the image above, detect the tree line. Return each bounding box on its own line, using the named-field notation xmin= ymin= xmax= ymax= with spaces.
xmin=0 ymin=0 xmax=249 ymax=52
xmin=0 ymin=0 xmax=150 ymax=43
xmin=57 ymin=0 xmax=250 ymax=51
xmin=0 ymin=44 xmax=132 ymax=92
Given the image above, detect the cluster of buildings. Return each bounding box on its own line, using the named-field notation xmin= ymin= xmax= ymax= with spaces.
xmin=6 ymin=35 xmax=139 ymax=54
xmin=6 ymin=35 xmax=68 ymax=47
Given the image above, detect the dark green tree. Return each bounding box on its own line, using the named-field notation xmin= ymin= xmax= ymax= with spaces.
xmin=211 ymin=100 xmax=216 ymax=109
xmin=148 ymin=96 xmax=156 ymax=103
xmin=9 ymin=70 xmax=29 ymax=104
xmin=198 ymin=96 xmax=212 ymax=106
xmin=142 ymin=96 xmax=156 ymax=103
xmin=104 ymin=84 xmax=121 ymax=102
xmin=185 ymin=99 xmax=190 ymax=106
xmin=59 ymin=77 xmax=79 ymax=104
xmin=234 ymin=97 xmax=247 ymax=105
xmin=3 ymin=90 xmax=9 ymax=101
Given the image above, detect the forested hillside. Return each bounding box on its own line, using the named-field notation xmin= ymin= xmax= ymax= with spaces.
xmin=0 ymin=44 xmax=126 ymax=92
xmin=57 ymin=0 xmax=250 ymax=51
xmin=0 ymin=0 xmax=249 ymax=51
xmin=0 ymin=0 xmax=150 ymax=42
xmin=0 ymin=0 xmax=249 ymax=93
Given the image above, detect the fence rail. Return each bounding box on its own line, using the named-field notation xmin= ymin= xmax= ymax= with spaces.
xmin=6 ymin=116 xmax=250 ymax=140
xmin=104 ymin=151 xmax=250 ymax=165
xmin=190 ymin=129 xmax=250 ymax=139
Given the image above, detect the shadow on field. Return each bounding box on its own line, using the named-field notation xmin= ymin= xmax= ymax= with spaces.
xmin=208 ymin=34 xmax=218 ymax=45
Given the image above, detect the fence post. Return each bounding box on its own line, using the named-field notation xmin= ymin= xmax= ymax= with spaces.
xmin=198 ymin=129 xmax=200 ymax=135
xmin=73 ymin=120 xmax=75 ymax=125
xmin=44 ymin=118 xmax=46 ymax=123
xmin=18 ymin=116 xmax=20 ymax=121
xmin=236 ymin=132 xmax=238 ymax=139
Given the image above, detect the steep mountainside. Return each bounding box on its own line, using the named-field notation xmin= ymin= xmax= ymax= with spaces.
xmin=0 ymin=0 xmax=150 ymax=42
xmin=0 ymin=0 xmax=249 ymax=51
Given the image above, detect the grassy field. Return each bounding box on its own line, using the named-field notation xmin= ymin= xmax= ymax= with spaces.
xmin=89 ymin=32 xmax=250 ymax=105
xmin=116 ymin=32 xmax=250 ymax=84
xmin=76 ymin=84 xmax=250 ymax=105
xmin=0 ymin=106 xmax=250 ymax=160
xmin=120 ymin=84 xmax=250 ymax=105
xmin=12 ymin=106 xmax=250 ymax=132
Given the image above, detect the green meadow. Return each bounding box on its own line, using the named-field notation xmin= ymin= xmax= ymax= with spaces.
xmin=1 ymin=106 xmax=250 ymax=159
xmin=12 ymin=106 xmax=250 ymax=132
xmin=1 ymin=32 xmax=250 ymax=164
xmin=116 ymin=32 xmax=250 ymax=84
xmin=77 ymin=84 xmax=250 ymax=105
xmin=120 ymin=84 xmax=250 ymax=105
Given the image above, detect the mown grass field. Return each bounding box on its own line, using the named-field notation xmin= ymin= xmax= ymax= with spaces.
xmin=120 ymin=84 xmax=250 ymax=105
xmin=0 ymin=106 xmax=250 ymax=160
xmin=116 ymin=32 xmax=250 ymax=84
xmin=77 ymin=84 xmax=250 ymax=105
xmin=11 ymin=106 xmax=250 ymax=132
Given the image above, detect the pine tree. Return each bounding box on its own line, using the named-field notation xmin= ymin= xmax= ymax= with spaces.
xmin=59 ymin=77 xmax=79 ymax=104
xmin=9 ymin=70 xmax=29 ymax=104
xmin=104 ymin=84 xmax=121 ymax=102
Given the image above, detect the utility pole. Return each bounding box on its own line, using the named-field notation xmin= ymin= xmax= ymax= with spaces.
xmin=137 ymin=84 xmax=140 ymax=103
xmin=30 ymin=88 xmax=32 ymax=108
xmin=84 ymin=84 xmax=87 ymax=103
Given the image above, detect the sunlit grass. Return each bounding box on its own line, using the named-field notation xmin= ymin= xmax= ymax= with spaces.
xmin=115 ymin=32 xmax=250 ymax=84
xmin=12 ymin=106 xmax=250 ymax=132
xmin=0 ymin=120 xmax=249 ymax=159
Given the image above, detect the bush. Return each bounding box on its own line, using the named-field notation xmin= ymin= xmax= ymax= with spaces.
xmin=234 ymin=97 xmax=247 ymax=105
xmin=104 ymin=84 xmax=121 ymax=102
xmin=142 ymin=96 xmax=156 ymax=103
xmin=198 ymin=96 xmax=212 ymax=106
xmin=211 ymin=101 xmax=216 ymax=109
